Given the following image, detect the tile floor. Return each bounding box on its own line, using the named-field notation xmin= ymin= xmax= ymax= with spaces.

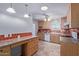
xmin=34 ymin=41 xmax=60 ymax=56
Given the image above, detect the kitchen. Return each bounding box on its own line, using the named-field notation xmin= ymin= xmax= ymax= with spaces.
xmin=0 ymin=3 xmax=79 ymax=56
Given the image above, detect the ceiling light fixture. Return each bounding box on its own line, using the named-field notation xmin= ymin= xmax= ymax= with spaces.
xmin=44 ymin=14 xmax=51 ymax=21
xmin=6 ymin=3 xmax=16 ymax=13
xmin=41 ymin=6 xmax=48 ymax=11
xmin=24 ymin=14 xmax=29 ymax=18
xmin=48 ymin=18 xmax=51 ymax=21
xmin=24 ymin=4 xmax=30 ymax=18
xmin=44 ymin=19 xmax=46 ymax=21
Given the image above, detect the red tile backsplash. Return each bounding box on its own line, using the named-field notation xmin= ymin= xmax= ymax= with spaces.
xmin=0 ymin=32 xmax=32 ymax=41
xmin=18 ymin=32 xmax=32 ymax=37
xmin=12 ymin=34 xmax=18 ymax=38
xmin=0 ymin=35 xmax=4 ymax=40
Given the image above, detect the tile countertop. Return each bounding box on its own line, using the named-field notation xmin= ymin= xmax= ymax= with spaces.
xmin=0 ymin=36 xmax=37 ymax=48
xmin=60 ymin=36 xmax=79 ymax=44
xmin=50 ymin=33 xmax=78 ymax=44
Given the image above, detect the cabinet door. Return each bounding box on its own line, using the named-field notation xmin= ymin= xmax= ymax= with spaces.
xmin=72 ymin=44 xmax=78 ymax=56
xmin=77 ymin=43 xmax=79 ymax=56
xmin=51 ymin=34 xmax=60 ymax=43
xmin=23 ymin=37 xmax=39 ymax=56
xmin=61 ymin=43 xmax=78 ymax=56
xmin=61 ymin=43 xmax=73 ymax=56
xmin=0 ymin=46 xmax=11 ymax=56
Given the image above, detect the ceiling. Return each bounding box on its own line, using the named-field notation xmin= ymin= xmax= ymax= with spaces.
xmin=0 ymin=3 xmax=69 ymax=20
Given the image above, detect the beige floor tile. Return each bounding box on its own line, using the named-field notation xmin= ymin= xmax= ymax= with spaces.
xmin=34 ymin=41 xmax=60 ymax=56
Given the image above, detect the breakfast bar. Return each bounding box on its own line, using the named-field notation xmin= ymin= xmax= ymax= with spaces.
xmin=60 ymin=36 xmax=79 ymax=56
xmin=0 ymin=36 xmax=39 ymax=56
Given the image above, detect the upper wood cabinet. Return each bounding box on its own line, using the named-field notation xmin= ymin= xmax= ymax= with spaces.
xmin=67 ymin=3 xmax=79 ymax=28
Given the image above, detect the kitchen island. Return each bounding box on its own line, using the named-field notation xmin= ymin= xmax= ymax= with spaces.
xmin=50 ymin=32 xmax=79 ymax=56
xmin=60 ymin=36 xmax=79 ymax=56
xmin=0 ymin=36 xmax=39 ymax=56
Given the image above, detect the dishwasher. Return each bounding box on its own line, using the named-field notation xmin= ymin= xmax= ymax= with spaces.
xmin=11 ymin=46 xmax=22 ymax=56
xmin=44 ymin=32 xmax=50 ymax=42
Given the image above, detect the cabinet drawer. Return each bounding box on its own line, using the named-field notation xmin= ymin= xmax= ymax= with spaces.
xmin=0 ymin=46 xmax=11 ymax=56
xmin=11 ymin=41 xmax=27 ymax=48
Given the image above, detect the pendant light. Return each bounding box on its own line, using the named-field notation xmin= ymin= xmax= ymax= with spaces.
xmin=24 ymin=4 xmax=30 ymax=18
xmin=6 ymin=3 xmax=16 ymax=13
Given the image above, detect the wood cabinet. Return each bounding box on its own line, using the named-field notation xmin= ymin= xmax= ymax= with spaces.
xmin=67 ymin=4 xmax=79 ymax=28
xmin=22 ymin=37 xmax=39 ymax=56
xmin=77 ymin=43 xmax=79 ymax=56
xmin=0 ymin=46 xmax=11 ymax=56
xmin=37 ymin=32 xmax=44 ymax=40
xmin=50 ymin=34 xmax=60 ymax=43
xmin=38 ymin=21 xmax=44 ymax=29
xmin=60 ymin=43 xmax=78 ymax=56
xmin=11 ymin=41 xmax=27 ymax=48
xmin=0 ymin=37 xmax=39 ymax=56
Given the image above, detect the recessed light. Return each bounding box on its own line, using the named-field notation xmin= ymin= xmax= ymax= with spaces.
xmin=41 ymin=6 xmax=48 ymax=11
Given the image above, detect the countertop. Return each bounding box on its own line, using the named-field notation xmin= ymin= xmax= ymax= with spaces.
xmin=50 ymin=32 xmax=78 ymax=44
xmin=60 ymin=36 xmax=79 ymax=44
xmin=0 ymin=36 xmax=37 ymax=48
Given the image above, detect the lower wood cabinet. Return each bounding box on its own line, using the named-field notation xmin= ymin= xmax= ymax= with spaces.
xmin=60 ymin=43 xmax=78 ymax=56
xmin=50 ymin=34 xmax=60 ymax=43
xmin=0 ymin=37 xmax=39 ymax=56
xmin=0 ymin=46 xmax=11 ymax=56
xmin=78 ymin=43 xmax=79 ymax=56
xmin=22 ymin=37 xmax=39 ymax=56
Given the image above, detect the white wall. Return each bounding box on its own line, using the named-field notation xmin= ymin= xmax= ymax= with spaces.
xmin=33 ymin=20 xmax=38 ymax=35
xmin=0 ymin=14 xmax=33 ymax=35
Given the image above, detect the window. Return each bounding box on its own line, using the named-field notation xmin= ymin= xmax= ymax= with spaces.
xmin=51 ymin=20 xmax=60 ymax=30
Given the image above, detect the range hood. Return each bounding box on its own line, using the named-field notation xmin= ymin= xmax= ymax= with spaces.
xmin=42 ymin=14 xmax=51 ymax=29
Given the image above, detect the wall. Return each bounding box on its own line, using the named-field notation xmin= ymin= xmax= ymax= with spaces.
xmin=0 ymin=13 xmax=33 ymax=35
xmin=33 ymin=20 xmax=38 ymax=35
xmin=61 ymin=16 xmax=67 ymax=29
xmin=67 ymin=3 xmax=71 ymax=28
